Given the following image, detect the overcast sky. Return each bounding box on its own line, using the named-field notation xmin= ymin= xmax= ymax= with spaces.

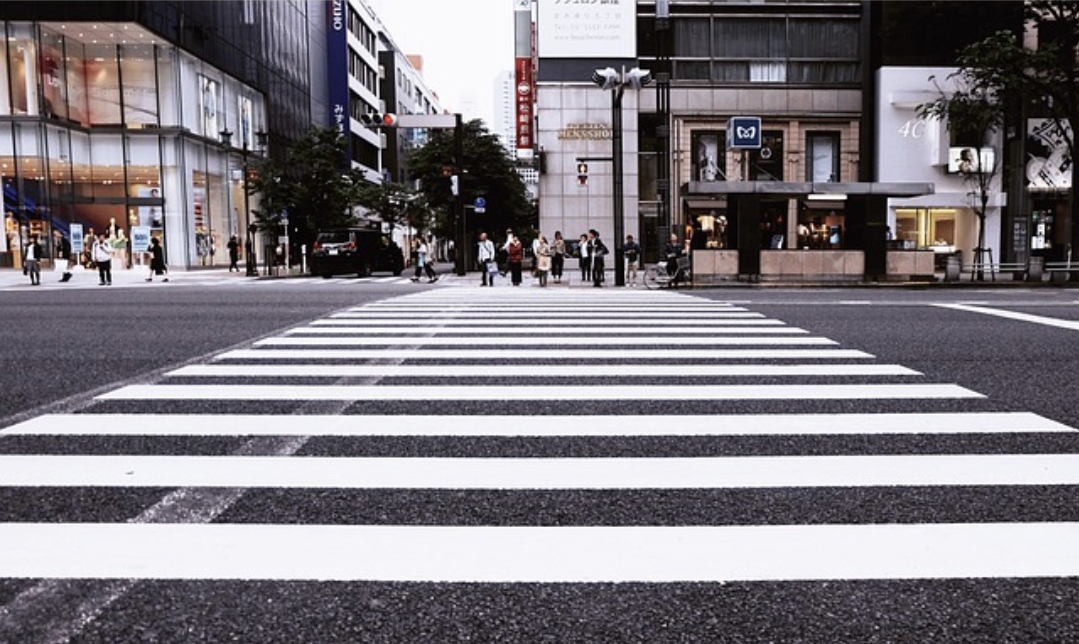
xmin=368 ymin=0 xmax=518 ymax=128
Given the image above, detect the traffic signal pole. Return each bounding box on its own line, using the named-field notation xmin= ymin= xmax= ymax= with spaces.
xmin=454 ymin=113 xmax=466 ymax=276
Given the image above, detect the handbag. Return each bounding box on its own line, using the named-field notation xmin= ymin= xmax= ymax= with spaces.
xmin=486 ymin=260 xmax=498 ymax=274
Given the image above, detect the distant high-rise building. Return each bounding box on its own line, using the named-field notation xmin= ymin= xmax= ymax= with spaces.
xmin=492 ymin=70 xmax=516 ymax=153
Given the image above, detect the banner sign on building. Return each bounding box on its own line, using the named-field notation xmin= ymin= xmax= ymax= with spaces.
xmin=727 ymin=117 xmax=763 ymax=150
xmin=1026 ymin=118 xmax=1072 ymax=189
xmin=536 ymin=0 xmax=636 ymax=59
xmin=327 ymin=0 xmax=350 ymax=139
xmin=515 ymin=56 xmax=534 ymax=151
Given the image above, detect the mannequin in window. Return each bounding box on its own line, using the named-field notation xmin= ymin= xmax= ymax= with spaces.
xmin=703 ymin=155 xmax=719 ymax=182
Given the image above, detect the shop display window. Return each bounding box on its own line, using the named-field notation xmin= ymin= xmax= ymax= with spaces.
xmin=894 ymin=208 xmax=958 ymax=251
xmin=797 ymin=209 xmax=845 ymax=250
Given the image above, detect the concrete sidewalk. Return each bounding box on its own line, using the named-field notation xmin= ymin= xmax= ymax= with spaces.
xmin=0 ymin=263 xmax=245 ymax=289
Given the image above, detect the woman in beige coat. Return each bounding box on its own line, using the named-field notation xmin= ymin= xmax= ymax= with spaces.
xmin=535 ymin=235 xmax=551 ymax=287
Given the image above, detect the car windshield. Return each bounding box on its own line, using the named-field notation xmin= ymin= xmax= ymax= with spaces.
xmin=316 ymin=231 xmax=350 ymax=244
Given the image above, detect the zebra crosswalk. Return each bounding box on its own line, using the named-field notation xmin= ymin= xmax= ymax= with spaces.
xmin=1 ymin=288 xmax=1077 ymax=640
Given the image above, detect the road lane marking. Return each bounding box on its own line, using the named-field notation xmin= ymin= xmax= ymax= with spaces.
xmin=313 ymin=317 xmax=778 ymax=326
xmin=253 ymin=336 xmax=836 ymax=346
xmin=165 ymin=363 xmax=920 ymax=378
xmin=3 ymin=522 xmax=1079 ymax=581
xmin=214 ymin=348 xmax=875 ymax=360
xmin=1 ymin=453 xmax=1076 ymax=489
xmin=331 ymin=311 xmax=764 ymax=319
xmin=96 ymin=383 xmax=981 ymax=401
xmin=283 ymin=326 xmax=807 ymax=335
xmin=6 ymin=411 xmax=1066 ymax=437
xmin=936 ymin=303 xmax=1079 ymax=331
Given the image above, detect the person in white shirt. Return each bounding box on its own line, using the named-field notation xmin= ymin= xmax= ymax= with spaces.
xmin=92 ymin=233 xmax=113 ymax=285
xmin=476 ymin=232 xmax=496 ymax=286
xmin=577 ymin=233 xmax=590 ymax=283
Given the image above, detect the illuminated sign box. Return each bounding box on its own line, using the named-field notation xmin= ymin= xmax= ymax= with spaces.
xmin=947 ymin=147 xmax=995 ymax=174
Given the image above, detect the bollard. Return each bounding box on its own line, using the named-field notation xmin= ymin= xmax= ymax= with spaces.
xmin=944 ymin=255 xmax=961 ymax=282
xmin=1027 ymin=256 xmax=1044 ymax=282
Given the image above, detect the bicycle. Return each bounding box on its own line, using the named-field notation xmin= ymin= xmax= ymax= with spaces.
xmin=643 ymin=256 xmax=691 ymax=289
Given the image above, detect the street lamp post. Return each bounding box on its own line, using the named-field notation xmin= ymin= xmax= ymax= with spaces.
xmin=592 ymin=66 xmax=653 ymax=287
xmin=220 ymin=128 xmax=261 ymax=276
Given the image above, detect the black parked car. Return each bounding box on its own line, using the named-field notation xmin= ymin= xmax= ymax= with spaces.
xmin=310 ymin=227 xmax=404 ymax=277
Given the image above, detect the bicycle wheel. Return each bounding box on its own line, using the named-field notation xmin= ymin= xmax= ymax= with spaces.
xmin=643 ymin=266 xmax=663 ymax=289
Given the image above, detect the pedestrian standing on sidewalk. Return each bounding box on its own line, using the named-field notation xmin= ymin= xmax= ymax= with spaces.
xmin=578 ymin=233 xmax=591 ymax=283
xmin=146 ymin=236 xmax=168 ymax=282
xmin=23 ymin=234 xmax=42 ymax=285
xmin=92 ymin=233 xmax=113 ymax=285
xmin=535 ymin=235 xmax=551 ymax=287
xmin=507 ymin=233 xmax=524 ymax=286
xmin=551 ymin=231 xmax=566 ymax=284
xmin=227 ymin=235 xmax=240 ymax=272
xmin=56 ymin=231 xmax=74 ymax=283
xmin=624 ymin=234 xmax=641 ymax=287
xmin=477 ymin=231 xmax=496 ymax=286
xmin=588 ymin=229 xmax=608 ymax=288
xmin=499 ymin=228 xmax=514 ymax=276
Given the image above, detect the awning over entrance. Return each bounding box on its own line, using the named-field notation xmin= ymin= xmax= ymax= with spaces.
xmin=685 ymin=181 xmax=935 ymax=198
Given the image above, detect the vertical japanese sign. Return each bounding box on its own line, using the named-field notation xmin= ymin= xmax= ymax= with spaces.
xmin=515 ymin=57 xmax=534 ymax=152
xmin=515 ymin=0 xmax=535 ymax=154
xmin=327 ymin=0 xmax=349 ymax=139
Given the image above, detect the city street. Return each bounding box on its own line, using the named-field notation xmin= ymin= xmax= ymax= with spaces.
xmin=1 ymin=277 xmax=1078 ymax=643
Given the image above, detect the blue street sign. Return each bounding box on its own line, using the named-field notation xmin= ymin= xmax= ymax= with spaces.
xmin=474 ymin=197 xmax=486 ymax=209
xmin=727 ymin=117 xmax=762 ymax=149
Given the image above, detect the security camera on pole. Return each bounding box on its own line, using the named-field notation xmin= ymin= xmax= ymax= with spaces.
xmin=591 ymin=65 xmax=653 ymax=287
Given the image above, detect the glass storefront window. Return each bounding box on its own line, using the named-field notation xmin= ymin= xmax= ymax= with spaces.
xmin=807 ymin=132 xmax=839 ymax=183
xmin=65 ymin=39 xmax=89 ymax=127
xmin=894 ymin=208 xmax=959 ymax=250
xmin=797 ymin=209 xmax=846 ymax=250
xmin=85 ymin=44 xmax=121 ymax=126
xmin=157 ymin=46 xmax=180 ymax=127
xmin=0 ymin=22 xmax=269 ymax=270
xmin=0 ymin=36 xmax=9 ymax=116
xmin=7 ymin=23 xmax=39 ymax=115
xmin=120 ymin=44 xmax=159 ymax=127
xmin=40 ymin=28 xmax=68 ymax=121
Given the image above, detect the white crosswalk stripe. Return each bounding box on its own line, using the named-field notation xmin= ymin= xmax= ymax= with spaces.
xmin=1 ymin=288 xmax=1077 ymax=594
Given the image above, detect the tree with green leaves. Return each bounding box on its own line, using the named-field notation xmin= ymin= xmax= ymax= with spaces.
xmin=248 ymin=127 xmax=365 ymax=253
xmin=406 ymin=119 xmax=533 ymax=244
xmin=918 ymin=75 xmax=1005 ymax=280
xmin=354 ymin=181 xmax=427 ymax=233
xmin=944 ymin=2 xmax=1079 ymax=271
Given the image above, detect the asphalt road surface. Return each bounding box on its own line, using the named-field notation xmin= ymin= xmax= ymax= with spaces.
xmin=1 ymin=279 xmax=1078 ymax=643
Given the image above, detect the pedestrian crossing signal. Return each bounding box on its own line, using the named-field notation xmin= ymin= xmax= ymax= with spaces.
xmin=577 ymin=162 xmax=588 ymax=186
